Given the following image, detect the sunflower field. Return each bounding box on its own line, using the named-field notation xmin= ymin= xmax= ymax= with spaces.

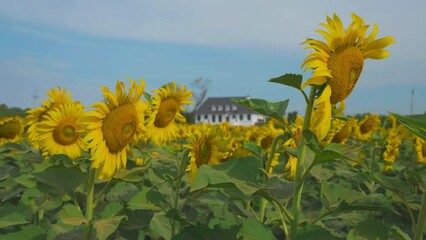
xmin=1 ymin=13 xmax=426 ymax=240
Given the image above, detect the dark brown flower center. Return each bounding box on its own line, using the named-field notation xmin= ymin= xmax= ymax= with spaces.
xmin=0 ymin=121 xmax=21 ymax=139
xmin=328 ymin=46 xmax=364 ymax=104
xmin=53 ymin=122 xmax=79 ymax=145
xmin=154 ymin=98 xmax=179 ymax=128
xmin=102 ymin=104 xmax=137 ymax=153
xmin=360 ymin=118 xmax=375 ymax=134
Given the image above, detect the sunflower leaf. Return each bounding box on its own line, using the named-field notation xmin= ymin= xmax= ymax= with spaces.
xmin=392 ymin=113 xmax=426 ymax=140
xmin=232 ymin=98 xmax=289 ymax=122
xmin=268 ymin=73 xmax=303 ymax=90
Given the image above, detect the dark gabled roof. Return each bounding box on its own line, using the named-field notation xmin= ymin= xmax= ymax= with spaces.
xmin=195 ymin=97 xmax=259 ymax=115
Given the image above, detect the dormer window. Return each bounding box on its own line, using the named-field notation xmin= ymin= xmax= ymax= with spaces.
xmin=231 ymin=105 xmax=237 ymax=111
xmin=211 ymin=105 xmax=217 ymax=111
xmin=218 ymin=105 xmax=223 ymax=111
xmin=225 ymin=105 xmax=230 ymax=111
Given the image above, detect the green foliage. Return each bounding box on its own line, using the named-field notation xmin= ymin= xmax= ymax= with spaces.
xmin=269 ymin=73 xmax=303 ymax=90
xmin=232 ymin=98 xmax=289 ymax=122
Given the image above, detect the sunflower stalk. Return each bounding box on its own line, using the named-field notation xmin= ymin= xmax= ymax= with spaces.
xmin=289 ymin=86 xmax=317 ymax=240
xmin=259 ymin=134 xmax=285 ymax=223
xmin=83 ymin=168 xmax=96 ymax=240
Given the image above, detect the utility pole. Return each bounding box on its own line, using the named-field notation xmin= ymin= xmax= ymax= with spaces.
xmin=32 ymin=91 xmax=39 ymax=108
xmin=410 ymin=85 xmax=415 ymax=115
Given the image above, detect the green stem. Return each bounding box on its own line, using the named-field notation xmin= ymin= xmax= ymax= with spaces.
xmin=83 ymin=168 xmax=96 ymax=240
xmin=415 ymin=191 xmax=426 ymax=240
xmin=260 ymin=134 xmax=285 ymax=222
xmin=290 ymin=86 xmax=317 ymax=240
xmin=273 ymin=201 xmax=290 ymax=240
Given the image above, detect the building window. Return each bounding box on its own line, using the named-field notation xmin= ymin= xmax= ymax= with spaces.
xmin=225 ymin=105 xmax=230 ymax=111
xmin=247 ymin=114 xmax=251 ymax=120
xmin=218 ymin=105 xmax=223 ymax=111
xmin=226 ymin=116 xmax=230 ymax=121
xmin=212 ymin=115 xmax=216 ymax=123
xmin=197 ymin=115 xmax=201 ymax=121
xmin=211 ymin=105 xmax=216 ymax=111
xmin=232 ymin=105 xmax=237 ymax=111
xmin=218 ymin=115 xmax=222 ymax=122
xmin=233 ymin=114 xmax=236 ymax=119
xmin=240 ymin=114 xmax=243 ymax=121
xmin=204 ymin=115 xmax=208 ymax=119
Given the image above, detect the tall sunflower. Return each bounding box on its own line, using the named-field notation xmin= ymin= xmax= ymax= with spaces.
xmin=185 ymin=124 xmax=222 ymax=181
xmin=302 ymin=13 xmax=394 ymax=140
xmin=84 ymin=78 xmax=149 ymax=180
xmin=25 ymin=87 xmax=73 ymax=148
xmin=148 ymin=82 xmax=193 ymax=145
xmin=0 ymin=116 xmax=24 ymax=146
xmin=37 ymin=102 xmax=85 ymax=159
xmin=382 ymin=127 xmax=402 ymax=170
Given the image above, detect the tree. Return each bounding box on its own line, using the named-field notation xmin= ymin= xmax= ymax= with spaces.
xmin=187 ymin=77 xmax=211 ymax=123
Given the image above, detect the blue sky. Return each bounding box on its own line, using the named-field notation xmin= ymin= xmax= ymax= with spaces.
xmin=0 ymin=1 xmax=425 ymax=115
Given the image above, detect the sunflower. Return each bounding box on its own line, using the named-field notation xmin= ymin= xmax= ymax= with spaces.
xmin=36 ymin=102 xmax=85 ymax=159
xmin=0 ymin=116 xmax=24 ymax=146
xmin=148 ymin=82 xmax=193 ymax=145
xmin=84 ymin=78 xmax=149 ymax=180
xmin=416 ymin=137 xmax=426 ymax=164
xmin=354 ymin=114 xmax=381 ymax=141
xmin=325 ymin=118 xmax=356 ymax=144
xmin=25 ymin=87 xmax=73 ymax=148
xmin=302 ymin=13 xmax=394 ymax=139
xmin=382 ymin=127 xmax=402 ymax=170
xmin=185 ymin=124 xmax=222 ymax=181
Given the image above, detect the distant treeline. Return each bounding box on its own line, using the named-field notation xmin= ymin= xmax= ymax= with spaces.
xmin=0 ymin=104 xmax=29 ymax=118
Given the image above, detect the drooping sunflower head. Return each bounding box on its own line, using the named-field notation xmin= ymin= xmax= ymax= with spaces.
xmin=302 ymin=13 xmax=394 ymax=105
xmin=84 ymin=78 xmax=149 ymax=180
xmin=148 ymin=82 xmax=193 ymax=145
xmin=37 ymin=102 xmax=86 ymax=159
xmin=25 ymin=87 xmax=74 ymax=148
xmin=0 ymin=116 xmax=24 ymax=146
xmin=185 ymin=124 xmax=222 ymax=181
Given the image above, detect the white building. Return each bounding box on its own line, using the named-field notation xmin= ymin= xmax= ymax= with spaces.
xmin=194 ymin=97 xmax=267 ymax=126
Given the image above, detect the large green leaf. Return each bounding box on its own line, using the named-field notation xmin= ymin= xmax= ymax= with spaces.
xmin=127 ymin=189 xmax=162 ymax=211
xmin=392 ymin=113 xmax=426 ymax=140
xmin=0 ymin=203 xmax=29 ymax=229
xmin=100 ymin=202 xmax=123 ymax=219
xmin=33 ymin=167 xmax=83 ymax=198
xmin=269 ymin=73 xmax=303 ymax=90
xmin=347 ymin=218 xmax=388 ymax=240
xmin=296 ymin=224 xmax=337 ymax=240
xmin=105 ymin=182 xmax=139 ymax=202
xmin=190 ymin=157 xmax=260 ymax=195
xmin=149 ymin=212 xmax=172 ymax=240
xmin=175 ymin=224 xmax=239 ymax=240
xmin=94 ymin=216 xmax=126 ymax=240
xmin=238 ymin=218 xmax=276 ymax=240
xmin=115 ymin=166 xmax=149 ymax=182
xmin=58 ymin=204 xmax=86 ymax=226
xmin=232 ymin=98 xmax=289 ymax=122
xmin=1 ymin=225 xmax=45 ymax=240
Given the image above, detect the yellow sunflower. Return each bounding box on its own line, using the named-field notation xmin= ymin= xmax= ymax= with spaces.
xmin=25 ymin=87 xmax=74 ymax=148
xmin=382 ymin=127 xmax=402 ymax=170
xmin=0 ymin=116 xmax=24 ymax=146
xmin=325 ymin=118 xmax=356 ymax=144
xmin=185 ymin=124 xmax=222 ymax=181
xmin=302 ymin=13 xmax=394 ymax=139
xmin=148 ymin=82 xmax=193 ymax=145
xmin=354 ymin=114 xmax=381 ymax=141
xmin=84 ymin=78 xmax=149 ymax=180
xmin=415 ymin=137 xmax=426 ymax=164
xmin=37 ymin=102 xmax=85 ymax=159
